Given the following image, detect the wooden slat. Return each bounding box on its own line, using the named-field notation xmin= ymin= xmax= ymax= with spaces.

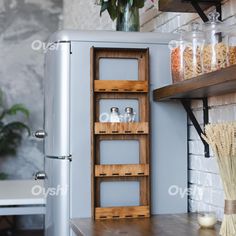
xmin=153 ymin=65 xmax=236 ymax=101
xmin=95 ymin=164 xmax=149 ymax=177
xmin=94 ymin=80 xmax=148 ymax=93
xmin=94 ymin=122 xmax=149 ymax=135
xmin=95 ymin=206 xmax=150 ymax=220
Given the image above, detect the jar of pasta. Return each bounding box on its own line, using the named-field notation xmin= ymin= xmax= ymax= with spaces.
xmin=184 ymin=22 xmax=205 ymax=80
xmin=203 ymin=12 xmax=229 ymax=73
xmin=228 ymin=25 xmax=236 ymax=66
xmin=170 ymin=30 xmax=186 ymax=83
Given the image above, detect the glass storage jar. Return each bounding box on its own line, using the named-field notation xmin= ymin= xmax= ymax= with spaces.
xmin=228 ymin=24 xmax=236 ymax=66
xmin=203 ymin=11 xmax=229 ymax=73
xmin=170 ymin=30 xmax=186 ymax=83
xmin=183 ymin=22 xmax=205 ymax=80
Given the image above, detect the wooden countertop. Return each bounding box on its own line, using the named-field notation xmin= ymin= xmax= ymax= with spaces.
xmin=70 ymin=213 xmax=221 ymax=236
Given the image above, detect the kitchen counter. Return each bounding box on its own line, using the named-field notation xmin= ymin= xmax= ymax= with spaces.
xmin=70 ymin=213 xmax=221 ymax=236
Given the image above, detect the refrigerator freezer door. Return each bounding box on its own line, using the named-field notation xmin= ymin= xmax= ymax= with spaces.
xmin=45 ymin=157 xmax=70 ymax=236
xmin=44 ymin=42 xmax=71 ymax=157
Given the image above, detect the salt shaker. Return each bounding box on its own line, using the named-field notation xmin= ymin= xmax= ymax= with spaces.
xmin=109 ymin=107 xmax=121 ymax=122
xmin=124 ymin=107 xmax=136 ymax=123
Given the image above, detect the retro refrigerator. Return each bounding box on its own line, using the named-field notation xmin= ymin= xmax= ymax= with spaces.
xmin=41 ymin=30 xmax=188 ymax=236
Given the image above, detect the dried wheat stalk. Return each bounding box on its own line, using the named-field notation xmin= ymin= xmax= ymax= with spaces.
xmin=202 ymin=122 xmax=236 ymax=236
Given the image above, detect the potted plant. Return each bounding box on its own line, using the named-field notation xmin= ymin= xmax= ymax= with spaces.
xmin=99 ymin=0 xmax=154 ymax=32
xmin=0 ymin=90 xmax=30 ymax=179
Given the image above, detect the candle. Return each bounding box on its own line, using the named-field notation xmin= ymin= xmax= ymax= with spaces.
xmin=198 ymin=212 xmax=217 ymax=228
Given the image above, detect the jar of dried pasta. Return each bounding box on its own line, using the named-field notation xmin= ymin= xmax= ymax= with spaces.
xmin=184 ymin=22 xmax=205 ymax=80
xmin=203 ymin=12 xmax=229 ymax=73
xmin=170 ymin=30 xmax=186 ymax=83
xmin=228 ymin=25 xmax=236 ymax=66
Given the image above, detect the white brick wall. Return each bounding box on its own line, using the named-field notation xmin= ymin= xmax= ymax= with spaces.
xmin=63 ymin=0 xmax=236 ymax=221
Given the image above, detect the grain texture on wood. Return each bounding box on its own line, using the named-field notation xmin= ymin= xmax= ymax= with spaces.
xmin=153 ymin=65 xmax=236 ymax=101
xmin=95 ymin=206 xmax=150 ymax=220
xmin=70 ymin=213 xmax=221 ymax=236
xmin=159 ymin=0 xmax=220 ymax=13
xmin=94 ymin=80 xmax=148 ymax=93
xmin=94 ymin=122 xmax=149 ymax=135
xmin=95 ymin=164 xmax=149 ymax=177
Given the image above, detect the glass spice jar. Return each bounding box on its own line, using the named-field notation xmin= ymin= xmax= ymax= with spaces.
xmin=183 ymin=22 xmax=205 ymax=80
xmin=203 ymin=11 xmax=229 ymax=73
xmin=124 ymin=107 xmax=136 ymax=123
xmin=170 ymin=29 xmax=186 ymax=83
xmin=109 ymin=107 xmax=121 ymax=123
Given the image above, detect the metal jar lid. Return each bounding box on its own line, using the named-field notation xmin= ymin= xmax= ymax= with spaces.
xmin=125 ymin=107 xmax=134 ymax=114
xmin=110 ymin=107 xmax=119 ymax=113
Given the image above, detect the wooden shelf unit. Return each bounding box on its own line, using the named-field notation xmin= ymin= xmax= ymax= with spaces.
xmin=91 ymin=47 xmax=150 ymax=220
xmin=153 ymin=65 xmax=236 ymax=101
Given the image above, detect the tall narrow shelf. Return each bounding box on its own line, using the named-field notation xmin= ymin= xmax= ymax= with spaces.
xmin=91 ymin=47 xmax=150 ymax=220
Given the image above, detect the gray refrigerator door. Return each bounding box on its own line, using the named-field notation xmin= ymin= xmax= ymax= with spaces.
xmin=44 ymin=42 xmax=71 ymax=157
xmin=45 ymin=157 xmax=70 ymax=236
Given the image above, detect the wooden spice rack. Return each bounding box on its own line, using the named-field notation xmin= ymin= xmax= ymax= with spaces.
xmin=91 ymin=47 xmax=150 ymax=220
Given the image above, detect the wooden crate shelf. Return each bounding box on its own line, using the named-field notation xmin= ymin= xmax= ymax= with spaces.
xmin=94 ymin=80 xmax=148 ymax=93
xmin=95 ymin=164 xmax=149 ymax=177
xmin=95 ymin=206 xmax=150 ymax=220
xmin=91 ymin=47 xmax=150 ymax=220
xmin=94 ymin=122 xmax=149 ymax=135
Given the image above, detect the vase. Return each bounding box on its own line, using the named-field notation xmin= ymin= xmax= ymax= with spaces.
xmin=116 ymin=2 xmax=140 ymax=32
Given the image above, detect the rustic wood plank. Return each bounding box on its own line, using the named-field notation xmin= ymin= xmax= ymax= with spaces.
xmin=94 ymin=122 xmax=149 ymax=135
xmin=94 ymin=80 xmax=148 ymax=93
xmin=159 ymin=0 xmax=219 ymax=13
xmin=95 ymin=164 xmax=149 ymax=177
xmin=70 ymin=214 xmax=221 ymax=236
xmin=95 ymin=206 xmax=150 ymax=220
xmin=153 ymin=65 xmax=236 ymax=101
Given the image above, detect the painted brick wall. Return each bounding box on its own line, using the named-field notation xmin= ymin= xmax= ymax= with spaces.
xmin=63 ymin=0 xmax=236 ymax=221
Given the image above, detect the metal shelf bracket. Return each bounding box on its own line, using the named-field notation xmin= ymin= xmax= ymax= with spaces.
xmin=181 ymin=98 xmax=210 ymax=158
xmin=188 ymin=0 xmax=222 ymax=22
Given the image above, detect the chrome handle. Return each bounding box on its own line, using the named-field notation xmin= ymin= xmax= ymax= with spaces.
xmin=35 ymin=171 xmax=46 ymax=180
xmin=34 ymin=130 xmax=47 ymax=139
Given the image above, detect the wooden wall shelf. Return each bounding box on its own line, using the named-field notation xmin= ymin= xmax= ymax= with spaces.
xmin=94 ymin=81 xmax=148 ymax=93
xmin=153 ymin=65 xmax=236 ymax=101
xmin=94 ymin=122 xmax=149 ymax=135
xmin=159 ymin=0 xmax=219 ymax=13
xmin=95 ymin=206 xmax=150 ymax=220
xmin=95 ymin=164 xmax=149 ymax=177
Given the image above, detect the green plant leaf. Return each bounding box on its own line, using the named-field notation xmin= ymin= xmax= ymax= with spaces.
xmin=133 ymin=0 xmax=145 ymax=8
xmin=0 ymin=173 xmax=8 ymax=180
xmin=100 ymin=1 xmax=109 ymax=16
xmin=6 ymin=104 xmax=30 ymax=118
xmin=1 ymin=121 xmax=31 ymax=136
xmin=107 ymin=0 xmax=117 ymax=20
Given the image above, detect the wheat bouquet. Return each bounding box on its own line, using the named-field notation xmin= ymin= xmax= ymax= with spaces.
xmin=202 ymin=122 xmax=236 ymax=236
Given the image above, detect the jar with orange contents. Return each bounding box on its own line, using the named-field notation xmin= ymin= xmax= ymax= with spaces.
xmin=170 ymin=30 xmax=186 ymax=83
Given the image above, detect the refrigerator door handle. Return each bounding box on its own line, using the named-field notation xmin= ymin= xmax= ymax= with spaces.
xmin=34 ymin=171 xmax=46 ymax=180
xmin=34 ymin=130 xmax=47 ymax=139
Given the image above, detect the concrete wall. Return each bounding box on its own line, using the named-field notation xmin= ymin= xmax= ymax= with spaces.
xmin=0 ymin=0 xmax=62 ymax=229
